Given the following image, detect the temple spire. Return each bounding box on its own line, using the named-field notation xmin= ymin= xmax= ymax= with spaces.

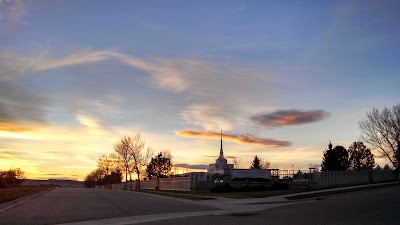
xmin=219 ymin=130 xmax=223 ymax=158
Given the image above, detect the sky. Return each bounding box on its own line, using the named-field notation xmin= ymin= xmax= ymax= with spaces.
xmin=1 ymin=0 xmax=399 ymax=181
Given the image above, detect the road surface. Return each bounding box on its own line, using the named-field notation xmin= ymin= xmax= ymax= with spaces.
xmin=0 ymin=188 xmax=215 ymax=225
xmin=140 ymin=185 xmax=400 ymax=225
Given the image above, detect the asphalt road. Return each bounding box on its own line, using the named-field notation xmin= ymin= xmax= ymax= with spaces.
xmin=139 ymin=185 xmax=400 ymax=225
xmin=0 ymin=188 xmax=215 ymax=225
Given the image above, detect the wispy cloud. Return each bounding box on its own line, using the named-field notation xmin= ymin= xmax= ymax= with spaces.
xmin=0 ymin=49 xmax=114 ymax=80
xmin=0 ymin=48 xmax=282 ymax=135
xmin=176 ymin=130 xmax=291 ymax=147
xmin=181 ymin=104 xmax=232 ymax=131
xmin=113 ymin=52 xmax=188 ymax=92
xmin=0 ymin=48 xmax=280 ymax=98
xmin=76 ymin=114 xmax=107 ymax=136
xmin=251 ymin=109 xmax=329 ymax=127
xmin=0 ymin=49 xmax=188 ymax=92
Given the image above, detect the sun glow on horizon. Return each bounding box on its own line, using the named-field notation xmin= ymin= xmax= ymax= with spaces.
xmin=0 ymin=131 xmax=41 ymax=140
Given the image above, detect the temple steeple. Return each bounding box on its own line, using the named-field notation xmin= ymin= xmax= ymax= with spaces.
xmin=219 ymin=130 xmax=224 ymax=158
xmin=207 ymin=130 xmax=233 ymax=173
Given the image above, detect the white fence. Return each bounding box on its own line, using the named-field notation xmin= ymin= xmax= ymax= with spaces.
xmin=112 ymin=177 xmax=191 ymax=192
xmin=372 ymin=170 xmax=398 ymax=182
xmin=103 ymin=170 xmax=398 ymax=191
xmin=135 ymin=179 xmax=154 ymax=190
xmin=158 ymin=177 xmax=191 ymax=191
xmin=314 ymin=170 xmax=397 ymax=187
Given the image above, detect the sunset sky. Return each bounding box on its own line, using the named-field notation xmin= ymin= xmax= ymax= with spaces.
xmin=1 ymin=0 xmax=399 ymax=180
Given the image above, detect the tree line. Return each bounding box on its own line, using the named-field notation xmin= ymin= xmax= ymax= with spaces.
xmin=321 ymin=141 xmax=375 ymax=171
xmin=84 ymin=133 xmax=172 ymax=189
xmin=0 ymin=168 xmax=24 ymax=188
xmin=322 ymin=102 xmax=400 ymax=173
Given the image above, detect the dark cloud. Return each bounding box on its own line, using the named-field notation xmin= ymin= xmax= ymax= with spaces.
xmin=45 ymin=174 xmax=64 ymax=176
xmin=0 ymin=81 xmax=48 ymax=132
xmin=251 ymin=109 xmax=329 ymax=127
xmin=176 ymin=130 xmax=291 ymax=147
xmin=174 ymin=164 xmax=209 ymax=170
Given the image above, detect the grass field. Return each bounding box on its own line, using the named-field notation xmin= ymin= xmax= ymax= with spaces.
xmin=136 ymin=182 xmax=399 ymax=200
xmin=138 ymin=190 xmax=217 ymax=201
xmin=0 ymin=186 xmax=53 ymax=204
xmin=137 ymin=188 xmax=306 ymax=200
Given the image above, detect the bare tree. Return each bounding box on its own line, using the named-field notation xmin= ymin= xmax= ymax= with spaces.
xmin=261 ymin=160 xmax=271 ymax=169
xmin=98 ymin=154 xmax=113 ymax=176
xmin=109 ymin=153 xmax=124 ymax=172
xmin=126 ymin=133 xmax=153 ymax=190
xmin=233 ymin=157 xmax=242 ymax=169
xmin=359 ymin=103 xmax=400 ymax=172
xmin=114 ymin=136 xmax=133 ymax=189
xmin=114 ymin=133 xmax=154 ymax=190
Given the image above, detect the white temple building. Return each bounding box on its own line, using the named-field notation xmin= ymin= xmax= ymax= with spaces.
xmin=207 ymin=131 xmax=234 ymax=174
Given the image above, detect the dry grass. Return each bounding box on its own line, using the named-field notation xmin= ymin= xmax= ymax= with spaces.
xmin=137 ymin=190 xmax=216 ymax=201
xmin=0 ymin=186 xmax=53 ymax=204
xmin=196 ymin=188 xmax=306 ymax=199
xmin=135 ymin=182 xmax=399 ymax=200
xmin=136 ymin=188 xmax=306 ymax=200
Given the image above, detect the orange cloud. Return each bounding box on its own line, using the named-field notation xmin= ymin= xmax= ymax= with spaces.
xmin=251 ymin=109 xmax=329 ymax=127
xmin=0 ymin=121 xmax=35 ymax=133
xmin=176 ymin=130 xmax=291 ymax=147
xmin=0 ymin=120 xmax=42 ymax=140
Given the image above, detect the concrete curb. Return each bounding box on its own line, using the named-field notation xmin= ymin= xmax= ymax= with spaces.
xmin=0 ymin=188 xmax=53 ymax=213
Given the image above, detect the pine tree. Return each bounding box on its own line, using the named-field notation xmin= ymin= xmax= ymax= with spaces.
xmin=250 ymin=155 xmax=262 ymax=169
xmin=321 ymin=142 xmax=349 ymax=171
xmin=348 ymin=141 xmax=375 ymax=171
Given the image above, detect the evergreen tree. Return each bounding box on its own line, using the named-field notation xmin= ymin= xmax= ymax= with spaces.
xmin=250 ymin=155 xmax=262 ymax=169
xmin=383 ymin=164 xmax=392 ymax=170
xmin=348 ymin=141 xmax=375 ymax=171
xmin=146 ymin=152 xmax=172 ymax=179
xmin=374 ymin=165 xmax=382 ymax=171
xmin=321 ymin=143 xmax=349 ymax=171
